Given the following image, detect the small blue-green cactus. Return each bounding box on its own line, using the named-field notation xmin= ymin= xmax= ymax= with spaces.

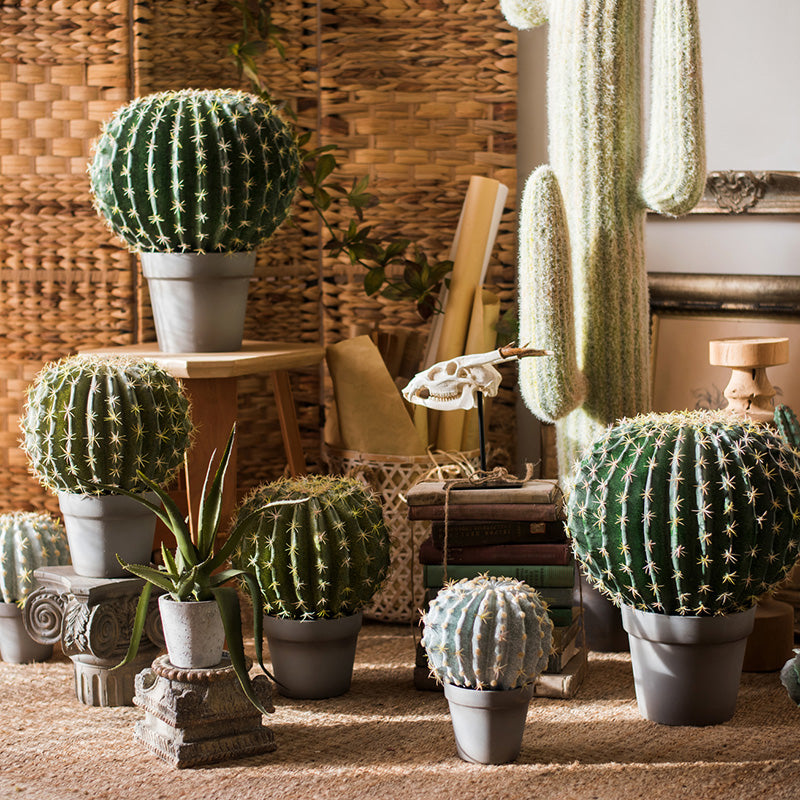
xmin=89 ymin=88 xmax=300 ymax=253
xmin=421 ymin=575 xmax=554 ymax=690
xmin=0 ymin=512 xmax=70 ymax=606
xmin=20 ymin=354 xmax=193 ymax=496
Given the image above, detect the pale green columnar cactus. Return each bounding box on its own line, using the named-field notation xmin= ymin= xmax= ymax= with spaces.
xmin=421 ymin=576 xmax=554 ymax=690
xmin=503 ymin=0 xmax=706 ymax=480
xmin=20 ymin=354 xmax=193 ymax=496
xmin=231 ymin=475 xmax=391 ymax=619
xmin=0 ymin=512 xmax=70 ymax=606
xmin=568 ymin=411 xmax=800 ymax=616
xmin=89 ymin=89 xmax=300 ymax=253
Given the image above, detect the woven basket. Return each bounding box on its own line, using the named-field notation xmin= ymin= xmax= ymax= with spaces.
xmin=324 ymin=444 xmax=480 ymax=623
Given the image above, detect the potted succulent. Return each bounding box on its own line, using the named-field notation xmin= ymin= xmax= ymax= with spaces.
xmin=231 ymin=474 xmax=391 ymax=699
xmin=421 ymin=575 xmax=553 ymax=765
xmin=568 ymin=410 xmax=800 ymax=726
xmin=0 ymin=511 xmax=71 ymax=663
xmin=20 ymin=354 xmax=193 ymax=578
xmin=89 ymin=88 xmax=300 ymax=353
xmin=113 ymin=425 xmax=299 ymax=715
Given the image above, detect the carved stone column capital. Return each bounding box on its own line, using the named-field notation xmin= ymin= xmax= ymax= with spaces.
xmin=23 ymin=587 xmax=66 ymax=646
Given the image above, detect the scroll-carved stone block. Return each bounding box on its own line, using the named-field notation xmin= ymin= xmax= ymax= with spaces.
xmin=133 ymin=654 xmax=276 ymax=768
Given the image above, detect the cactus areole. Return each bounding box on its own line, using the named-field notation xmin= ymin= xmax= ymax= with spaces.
xmin=20 ymin=354 xmax=193 ymax=496
xmin=89 ymin=88 xmax=300 ymax=254
xmin=232 ymin=475 xmax=391 ymax=620
xmin=568 ymin=411 xmax=800 ymax=616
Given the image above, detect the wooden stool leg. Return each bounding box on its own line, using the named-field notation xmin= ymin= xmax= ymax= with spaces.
xmin=270 ymin=370 xmax=307 ymax=476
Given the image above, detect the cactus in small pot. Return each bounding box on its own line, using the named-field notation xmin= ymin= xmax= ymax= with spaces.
xmin=231 ymin=474 xmax=391 ymax=698
xmin=421 ymin=575 xmax=553 ymax=764
xmin=0 ymin=512 xmax=70 ymax=663
xmin=20 ymin=354 xmax=193 ymax=578
xmin=89 ymin=88 xmax=301 ymax=352
xmin=568 ymin=410 xmax=800 ymax=725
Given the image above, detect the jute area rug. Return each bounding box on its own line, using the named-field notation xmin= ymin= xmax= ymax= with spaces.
xmin=1 ymin=622 xmax=799 ymax=800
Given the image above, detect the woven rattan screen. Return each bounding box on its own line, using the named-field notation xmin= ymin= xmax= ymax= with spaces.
xmin=0 ymin=0 xmax=519 ymax=512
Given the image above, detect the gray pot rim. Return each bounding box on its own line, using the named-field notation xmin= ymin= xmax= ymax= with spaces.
xmin=57 ymin=490 xmax=158 ymax=517
xmin=263 ymin=610 xmax=363 ymax=643
xmin=621 ymin=604 xmax=757 ymax=645
xmin=443 ymin=681 xmax=534 ymax=709
xmin=140 ymin=250 xmax=257 ymax=279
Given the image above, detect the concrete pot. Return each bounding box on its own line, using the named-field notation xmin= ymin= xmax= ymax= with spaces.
xmin=263 ymin=611 xmax=362 ymax=699
xmin=621 ymin=604 xmax=756 ymax=726
xmin=58 ymin=492 xmax=157 ymax=579
xmin=158 ymin=595 xmax=225 ymax=669
xmin=443 ymin=682 xmax=533 ymax=765
xmin=141 ymin=251 xmax=256 ymax=353
xmin=0 ymin=602 xmax=53 ymax=663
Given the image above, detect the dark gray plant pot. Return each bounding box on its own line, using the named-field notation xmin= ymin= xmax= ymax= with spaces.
xmin=621 ymin=604 xmax=756 ymax=726
xmin=263 ymin=611 xmax=362 ymax=699
xmin=0 ymin=602 xmax=53 ymax=663
xmin=158 ymin=595 xmax=225 ymax=669
xmin=575 ymin=573 xmax=629 ymax=652
xmin=141 ymin=251 xmax=256 ymax=353
xmin=443 ymin=682 xmax=533 ymax=765
xmin=58 ymin=492 xmax=158 ymax=579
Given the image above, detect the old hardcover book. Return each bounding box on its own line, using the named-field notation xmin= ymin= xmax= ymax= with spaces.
xmin=532 ymin=650 xmax=588 ymax=699
xmin=429 ymin=520 xmax=567 ymax=548
xmin=407 ymin=479 xmax=562 ymax=507
xmin=422 ymin=563 xmax=576 ymax=590
xmin=418 ymin=536 xmax=573 ymax=566
xmin=551 ymin=609 xmax=584 ymax=651
xmin=545 ymin=620 xmax=583 ymax=674
xmin=408 ymin=502 xmax=564 ymax=522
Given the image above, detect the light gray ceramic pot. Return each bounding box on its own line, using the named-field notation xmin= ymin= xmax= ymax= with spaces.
xmin=158 ymin=595 xmax=225 ymax=669
xmin=263 ymin=611 xmax=363 ymax=699
xmin=622 ymin=604 xmax=757 ymax=726
xmin=141 ymin=251 xmax=256 ymax=353
xmin=0 ymin=602 xmax=53 ymax=663
xmin=443 ymin=682 xmax=533 ymax=765
xmin=58 ymin=492 xmax=158 ymax=579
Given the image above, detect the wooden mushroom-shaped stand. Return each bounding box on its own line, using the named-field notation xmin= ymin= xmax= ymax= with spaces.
xmin=709 ymin=337 xmax=795 ymax=672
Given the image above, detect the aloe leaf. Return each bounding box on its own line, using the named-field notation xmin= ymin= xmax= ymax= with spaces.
xmin=111 ymin=582 xmax=152 ymax=669
xmin=161 ymin=543 xmax=179 ymax=580
xmin=197 ymin=426 xmax=236 ymax=559
xmin=118 ymin=558 xmax=178 ymax=595
xmin=212 ymin=586 xmax=273 ymax=716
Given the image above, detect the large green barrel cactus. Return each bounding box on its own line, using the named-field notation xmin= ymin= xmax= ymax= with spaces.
xmin=503 ymin=0 xmax=706 ymax=481
xmin=20 ymin=354 xmax=193 ymax=495
xmin=231 ymin=475 xmax=391 ymax=619
xmin=0 ymin=512 xmax=70 ymax=605
xmin=421 ymin=576 xmax=553 ymax=690
xmin=568 ymin=411 xmax=800 ymax=616
xmin=774 ymin=404 xmax=800 ymax=451
xmin=89 ymin=88 xmax=300 ymax=253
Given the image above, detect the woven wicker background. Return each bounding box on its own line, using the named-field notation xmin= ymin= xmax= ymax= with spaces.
xmin=0 ymin=0 xmax=519 ymax=512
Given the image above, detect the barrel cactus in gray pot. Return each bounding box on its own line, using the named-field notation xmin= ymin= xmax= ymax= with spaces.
xmin=20 ymin=354 xmax=193 ymax=578
xmin=0 ymin=511 xmax=70 ymax=663
xmin=568 ymin=410 xmax=800 ymax=725
xmin=231 ymin=474 xmax=391 ymax=698
xmin=421 ymin=575 xmax=553 ymax=764
xmin=89 ymin=88 xmax=300 ymax=352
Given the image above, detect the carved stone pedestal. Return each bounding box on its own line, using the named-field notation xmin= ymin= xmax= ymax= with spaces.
xmin=25 ymin=566 xmax=164 ymax=706
xmin=134 ymin=654 xmax=276 ymax=768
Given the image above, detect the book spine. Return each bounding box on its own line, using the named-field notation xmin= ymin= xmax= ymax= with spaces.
xmin=409 ymin=503 xmax=564 ymax=522
xmin=547 ymin=607 xmax=578 ymax=627
xmin=423 ymin=564 xmax=576 ymax=590
xmin=407 ymin=480 xmax=560 ymax=506
xmin=430 ymin=521 xmax=567 ymax=548
xmin=419 ymin=539 xmax=572 ymax=566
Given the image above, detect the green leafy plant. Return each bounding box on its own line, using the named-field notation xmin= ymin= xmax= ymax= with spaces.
xmin=228 ymin=0 xmax=452 ymax=320
xmin=112 ymin=425 xmax=301 ymax=714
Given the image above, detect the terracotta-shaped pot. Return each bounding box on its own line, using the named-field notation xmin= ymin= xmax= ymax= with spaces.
xmin=622 ymin=604 xmax=756 ymax=726
xmin=58 ymin=492 xmax=157 ymax=579
xmin=443 ymin=682 xmax=533 ymax=765
xmin=0 ymin=602 xmax=53 ymax=664
xmin=141 ymin=251 xmax=256 ymax=353
xmin=158 ymin=595 xmax=225 ymax=669
xmin=263 ymin=611 xmax=362 ymax=699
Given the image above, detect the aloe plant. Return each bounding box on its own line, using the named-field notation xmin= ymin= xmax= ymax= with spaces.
xmin=112 ymin=425 xmax=301 ymax=715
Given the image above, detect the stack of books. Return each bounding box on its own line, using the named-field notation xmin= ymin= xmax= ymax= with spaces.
xmin=408 ymin=478 xmax=586 ymax=698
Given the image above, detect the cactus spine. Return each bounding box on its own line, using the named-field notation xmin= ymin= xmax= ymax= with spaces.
xmin=89 ymin=89 xmax=299 ymax=253
xmin=568 ymin=411 xmax=800 ymax=615
xmin=20 ymin=355 xmax=193 ymax=495
xmin=0 ymin=512 xmax=70 ymax=605
xmin=421 ymin=576 xmax=553 ymax=690
xmin=502 ymin=0 xmax=706 ymax=480
xmin=232 ymin=475 xmax=391 ymax=619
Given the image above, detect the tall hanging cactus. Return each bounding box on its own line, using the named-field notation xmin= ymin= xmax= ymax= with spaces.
xmin=421 ymin=576 xmax=553 ymax=690
xmin=231 ymin=475 xmax=391 ymax=619
xmin=20 ymin=354 xmax=193 ymax=496
xmin=89 ymin=88 xmax=300 ymax=253
xmin=568 ymin=411 xmax=800 ymax=616
xmin=0 ymin=512 xmax=70 ymax=605
xmin=502 ymin=0 xmax=706 ymax=481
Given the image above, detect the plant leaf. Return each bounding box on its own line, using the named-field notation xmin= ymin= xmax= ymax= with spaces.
xmin=118 ymin=558 xmax=178 ymax=595
xmin=111 ymin=582 xmax=152 ymax=670
xmin=197 ymin=425 xmax=236 ymax=560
